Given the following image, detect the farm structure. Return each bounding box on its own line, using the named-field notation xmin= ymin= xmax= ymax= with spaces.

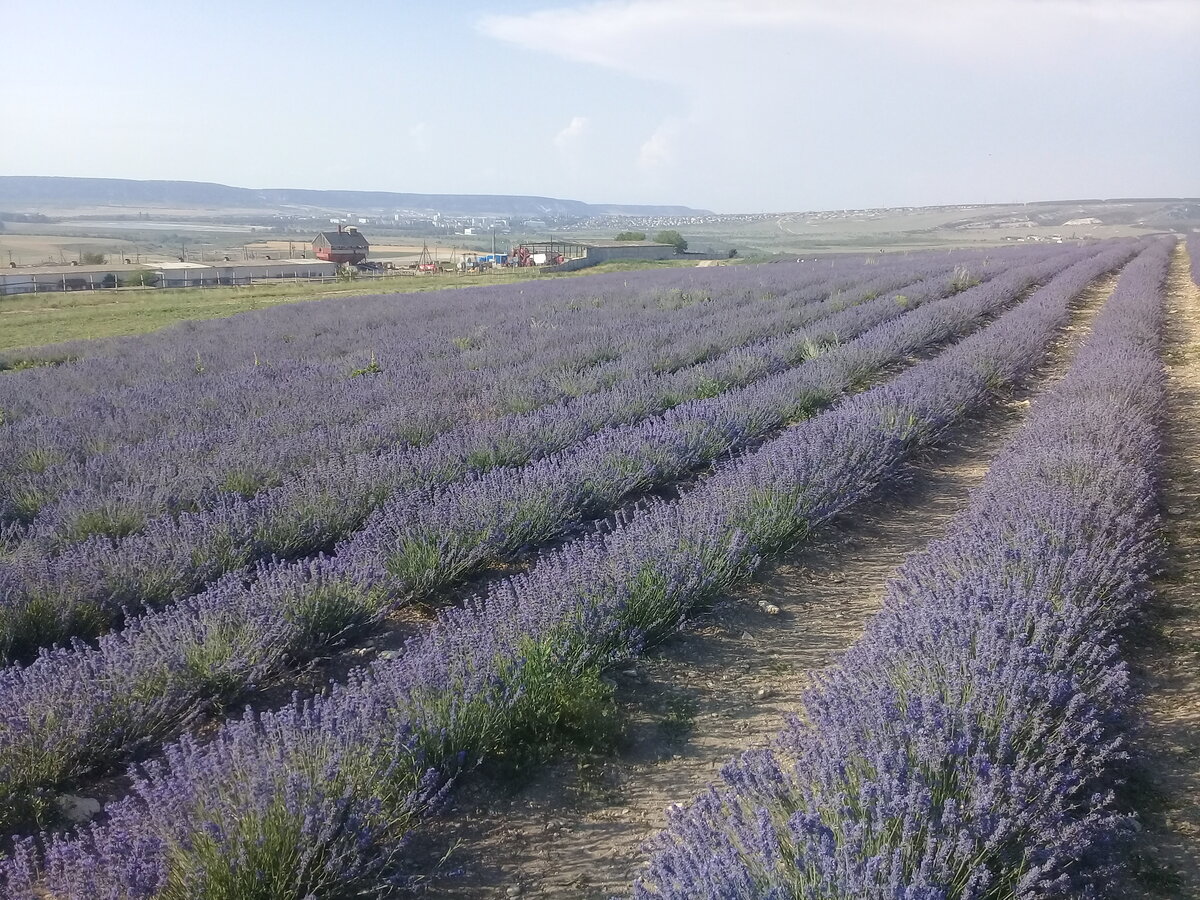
xmin=157 ymin=259 xmax=338 ymax=287
xmin=0 ymin=264 xmax=145 ymax=295
xmin=581 ymin=239 xmax=678 ymax=262
xmin=0 ymin=238 xmax=1197 ymax=898
xmin=508 ymin=239 xmax=676 ymax=271
xmin=0 ymin=259 xmax=338 ymax=294
xmin=311 ymin=225 xmax=370 ymax=264
xmin=454 ymin=240 xmax=674 ymax=272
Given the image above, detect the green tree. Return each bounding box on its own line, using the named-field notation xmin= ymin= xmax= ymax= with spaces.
xmin=654 ymin=230 xmax=688 ymax=253
xmin=614 ymin=231 xmax=646 ymax=241
xmin=81 ymin=252 xmax=107 ymax=265
xmin=125 ymin=269 xmax=159 ymax=287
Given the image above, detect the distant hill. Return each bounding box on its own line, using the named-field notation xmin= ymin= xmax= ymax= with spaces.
xmin=0 ymin=176 xmax=710 ymax=218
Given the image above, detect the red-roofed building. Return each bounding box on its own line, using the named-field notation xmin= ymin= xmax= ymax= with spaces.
xmin=312 ymin=225 xmax=370 ymax=264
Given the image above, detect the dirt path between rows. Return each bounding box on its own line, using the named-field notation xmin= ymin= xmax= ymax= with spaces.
xmin=404 ymin=275 xmax=1120 ymax=898
xmin=1126 ymin=244 xmax=1200 ymax=898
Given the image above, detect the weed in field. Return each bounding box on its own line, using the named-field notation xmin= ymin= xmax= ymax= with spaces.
xmin=950 ymin=265 xmax=982 ymax=292
xmin=501 ymin=655 xmax=624 ymax=770
xmin=762 ymin=658 xmax=793 ymax=676
xmin=659 ymin=694 xmax=699 ymax=744
xmin=350 ymin=353 xmax=382 ymax=377
xmin=572 ymin=757 xmax=623 ymax=806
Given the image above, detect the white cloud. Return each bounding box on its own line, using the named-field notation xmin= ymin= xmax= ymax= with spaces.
xmin=408 ymin=121 xmax=432 ymax=153
xmin=638 ymin=118 xmax=681 ymax=170
xmin=477 ymin=0 xmax=1197 ymax=211
xmin=553 ymin=115 xmax=590 ymax=150
xmin=479 ymin=0 xmax=1197 ymax=79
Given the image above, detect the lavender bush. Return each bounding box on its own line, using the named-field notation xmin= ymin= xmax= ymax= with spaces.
xmin=0 ymin=254 xmax=1056 ymax=662
xmin=2 ymin=258 xmax=960 ymax=549
xmin=0 ymin=244 xmax=1101 ymax=829
xmin=0 ymin=240 xmax=1147 ymax=897
xmin=1 ymin=255 xmax=954 ymax=534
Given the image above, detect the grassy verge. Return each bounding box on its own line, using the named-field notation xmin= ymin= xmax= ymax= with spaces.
xmin=0 ymin=259 xmax=698 ymax=353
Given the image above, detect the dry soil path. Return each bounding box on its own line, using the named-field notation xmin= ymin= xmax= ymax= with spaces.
xmin=404 ymin=275 xmax=1119 ymax=898
xmin=1126 ymin=244 xmax=1200 ymax=897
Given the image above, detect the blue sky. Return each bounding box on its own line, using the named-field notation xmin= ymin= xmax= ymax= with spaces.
xmin=2 ymin=0 xmax=1196 ymax=212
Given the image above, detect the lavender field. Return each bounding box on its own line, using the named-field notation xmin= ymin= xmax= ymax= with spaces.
xmin=1 ymin=239 xmax=1197 ymax=899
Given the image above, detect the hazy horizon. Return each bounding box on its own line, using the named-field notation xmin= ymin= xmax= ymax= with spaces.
xmin=3 ymin=0 xmax=1197 ymax=214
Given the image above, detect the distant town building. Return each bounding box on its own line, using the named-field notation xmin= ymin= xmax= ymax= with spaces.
xmin=312 ymin=226 xmax=370 ymax=264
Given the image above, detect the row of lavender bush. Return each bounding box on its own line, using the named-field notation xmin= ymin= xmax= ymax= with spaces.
xmin=6 ymin=256 xmax=956 ymax=545
xmin=1 ymin=256 xmax=902 ymax=402
xmin=0 ymin=242 xmax=1092 ymax=829
xmin=0 ymin=260 xmax=889 ymax=524
xmin=0 ymin=241 xmax=1144 ymax=898
xmin=1 ymin=264 xmax=833 ymax=416
xmin=632 ymin=238 xmax=1172 ymax=898
xmin=0 ymin=254 xmax=953 ymax=486
xmin=0 ymin=252 xmax=1056 ymax=661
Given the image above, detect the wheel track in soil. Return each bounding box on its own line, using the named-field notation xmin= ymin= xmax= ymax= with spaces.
xmin=402 ymin=273 xmax=1121 ymax=899
xmin=1126 ymin=243 xmax=1200 ymax=898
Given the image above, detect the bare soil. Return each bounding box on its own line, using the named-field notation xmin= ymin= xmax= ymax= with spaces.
xmin=401 ymin=277 xmax=1118 ymax=898
xmin=1125 ymin=245 xmax=1200 ymax=898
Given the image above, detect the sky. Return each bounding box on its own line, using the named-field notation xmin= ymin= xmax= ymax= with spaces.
xmin=1 ymin=0 xmax=1196 ymax=212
